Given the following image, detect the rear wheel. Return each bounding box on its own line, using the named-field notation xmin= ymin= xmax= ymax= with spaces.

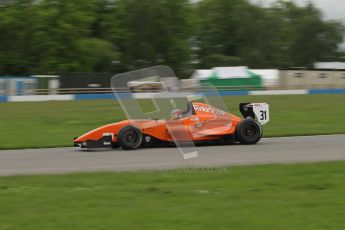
xmin=236 ymin=119 xmax=262 ymax=144
xmin=117 ymin=126 xmax=143 ymax=150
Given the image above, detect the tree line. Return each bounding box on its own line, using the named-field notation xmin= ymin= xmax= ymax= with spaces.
xmin=0 ymin=0 xmax=344 ymax=77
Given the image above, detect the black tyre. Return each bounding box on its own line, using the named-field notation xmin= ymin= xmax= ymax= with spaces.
xmin=117 ymin=126 xmax=143 ymax=150
xmin=236 ymin=119 xmax=262 ymax=144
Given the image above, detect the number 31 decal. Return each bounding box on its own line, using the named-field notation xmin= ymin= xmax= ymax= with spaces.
xmin=252 ymin=103 xmax=269 ymax=125
xmin=260 ymin=110 xmax=267 ymax=120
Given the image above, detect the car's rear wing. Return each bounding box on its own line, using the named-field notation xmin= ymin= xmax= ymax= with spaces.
xmin=239 ymin=103 xmax=269 ymax=125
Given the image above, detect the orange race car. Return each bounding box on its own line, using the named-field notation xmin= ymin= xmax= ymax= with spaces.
xmin=73 ymin=101 xmax=269 ymax=150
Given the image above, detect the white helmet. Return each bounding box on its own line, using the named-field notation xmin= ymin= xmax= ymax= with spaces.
xmin=170 ymin=109 xmax=183 ymax=120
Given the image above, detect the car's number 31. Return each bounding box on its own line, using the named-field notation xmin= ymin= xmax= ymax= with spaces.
xmin=260 ymin=110 xmax=267 ymax=120
xmin=252 ymin=103 xmax=269 ymax=125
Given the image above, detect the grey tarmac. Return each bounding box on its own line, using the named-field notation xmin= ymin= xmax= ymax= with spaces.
xmin=0 ymin=134 xmax=344 ymax=176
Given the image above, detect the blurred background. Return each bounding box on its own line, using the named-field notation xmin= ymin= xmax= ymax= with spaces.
xmin=0 ymin=0 xmax=344 ymax=96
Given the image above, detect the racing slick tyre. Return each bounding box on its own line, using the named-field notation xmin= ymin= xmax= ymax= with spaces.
xmin=236 ymin=118 xmax=262 ymax=145
xmin=117 ymin=126 xmax=143 ymax=150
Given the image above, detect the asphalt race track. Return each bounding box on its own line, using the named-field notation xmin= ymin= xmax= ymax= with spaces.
xmin=0 ymin=135 xmax=344 ymax=176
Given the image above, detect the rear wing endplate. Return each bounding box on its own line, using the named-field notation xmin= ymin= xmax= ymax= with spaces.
xmin=239 ymin=103 xmax=269 ymax=125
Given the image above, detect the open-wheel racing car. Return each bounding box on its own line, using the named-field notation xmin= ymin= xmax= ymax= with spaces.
xmin=73 ymin=101 xmax=269 ymax=150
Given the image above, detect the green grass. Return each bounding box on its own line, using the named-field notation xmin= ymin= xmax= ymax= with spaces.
xmin=0 ymin=94 xmax=344 ymax=149
xmin=0 ymin=161 xmax=345 ymax=229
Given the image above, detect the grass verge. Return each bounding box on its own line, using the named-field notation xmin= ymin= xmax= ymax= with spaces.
xmin=0 ymin=94 xmax=344 ymax=149
xmin=0 ymin=161 xmax=345 ymax=229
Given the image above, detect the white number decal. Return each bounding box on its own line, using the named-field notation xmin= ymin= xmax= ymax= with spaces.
xmin=252 ymin=103 xmax=269 ymax=125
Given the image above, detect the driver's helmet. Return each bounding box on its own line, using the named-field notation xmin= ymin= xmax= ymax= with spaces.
xmin=170 ymin=109 xmax=183 ymax=120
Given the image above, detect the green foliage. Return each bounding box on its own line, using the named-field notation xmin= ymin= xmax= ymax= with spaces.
xmin=110 ymin=0 xmax=194 ymax=76
xmin=202 ymin=54 xmax=243 ymax=68
xmin=268 ymin=1 xmax=345 ymax=67
xmin=0 ymin=0 xmax=344 ymax=75
xmin=196 ymin=0 xmax=344 ymax=69
xmin=76 ymin=38 xmax=119 ymax=72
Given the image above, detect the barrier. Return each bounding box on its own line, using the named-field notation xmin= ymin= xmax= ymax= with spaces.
xmin=309 ymin=88 xmax=345 ymax=95
xmin=0 ymin=89 xmax=344 ymax=103
xmin=74 ymin=93 xmax=115 ymax=100
xmin=249 ymin=89 xmax=308 ymax=96
xmin=0 ymin=96 xmax=7 ymax=102
xmin=8 ymin=95 xmax=74 ymax=102
xmin=218 ymin=91 xmax=248 ymax=96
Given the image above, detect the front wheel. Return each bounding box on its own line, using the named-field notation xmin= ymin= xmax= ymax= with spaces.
xmin=117 ymin=126 xmax=143 ymax=150
xmin=236 ymin=119 xmax=262 ymax=144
